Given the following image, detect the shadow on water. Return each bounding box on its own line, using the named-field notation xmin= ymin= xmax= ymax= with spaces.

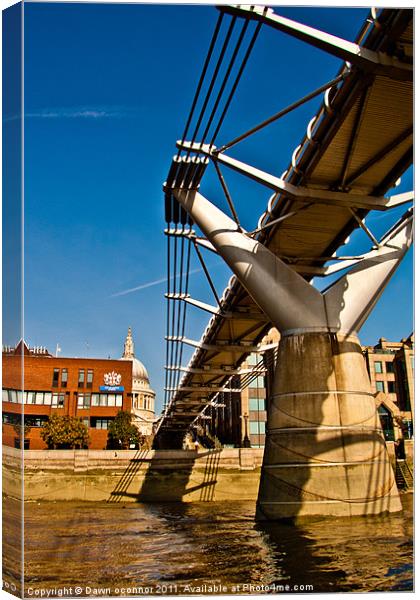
xmin=107 ymin=448 xmax=222 ymax=503
xmin=255 ymin=492 xmax=413 ymax=592
xmin=255 ymin=519 xmax=351 ymax=592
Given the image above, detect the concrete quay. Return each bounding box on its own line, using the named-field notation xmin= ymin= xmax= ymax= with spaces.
xmin=2 ymin=446 xmax=264 ymax=503
xmin=2 ymin=442 xmax=412 ymax=505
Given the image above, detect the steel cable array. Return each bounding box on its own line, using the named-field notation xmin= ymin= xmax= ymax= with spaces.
xmin=163 ymin=8 xmax=265 ymax=414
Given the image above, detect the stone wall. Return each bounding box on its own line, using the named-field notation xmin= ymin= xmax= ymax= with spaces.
xmin=2 ymin=446 xmax=264 ymax=503
xmin=3 ymin=442 xmax=411 ymax=503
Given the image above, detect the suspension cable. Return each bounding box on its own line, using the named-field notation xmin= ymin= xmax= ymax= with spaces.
xmin=171 ymin=229 xmax=186 ymax=394
xmin=177 ymin=12 xmax=225 ymax=158
xmin=200 ymin=16 xmax=251 ymax=145
xmin=176 ymin=233 xmax=193 ymax=390
xmin=164 ymin=229 xmax=171 ymax=410
xmin=189 ymin=16 xmax=237 ymax=152
xmin=167 ymin=233 xmax=179 ymax=401
xmin=210 ymin=14 xmax=266 ymax=146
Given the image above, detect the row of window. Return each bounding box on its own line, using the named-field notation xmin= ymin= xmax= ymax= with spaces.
xmin=3 ymin=390 xmax=66 ymax=406
xmin=3 ymin=412 xmax=114 ymax=430
xmin=78 ymin=394 xmax=123 ymax=408
xmin=376 ymin=380 xmax=396 ymax=394
xmin=78 ymin=417 xmax=114 ymax=429
xmin=52 ymin=368 xmax=94 ymax=388
xmin=133 ymin=395 xmax=153 ymax=411
xmin=3 ymin=413 xmax=48 ymax=427
xmin=374 ymin=361 xmax=394 ymax=374
xmin=3 ymin=389 xmax=123 ymax=408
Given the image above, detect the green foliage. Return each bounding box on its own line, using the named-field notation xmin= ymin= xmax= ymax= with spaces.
xmin=41 ymin=414 xmax=90 ymax=449
xmin=13 ymin=422 xmax=32 ymax=438
xmin=107 ymin=411 xmax=142 ymax=450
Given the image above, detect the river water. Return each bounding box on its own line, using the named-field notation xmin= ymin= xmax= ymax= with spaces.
xmin=3 ymin=494 xmax=413 ymax=596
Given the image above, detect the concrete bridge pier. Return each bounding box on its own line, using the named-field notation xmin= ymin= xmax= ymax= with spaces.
xmin=257 ymin=330 xmax=401 ymax=520
xmin=173 ymin=188 xmax=412 ymax=519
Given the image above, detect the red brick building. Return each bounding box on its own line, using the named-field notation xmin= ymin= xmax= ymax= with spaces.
xmin=2 ymin=340 xmax=133 ymax=449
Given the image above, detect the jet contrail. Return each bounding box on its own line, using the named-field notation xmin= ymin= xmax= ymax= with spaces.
xmin=110 ymin=267 xmax=204 ymax=298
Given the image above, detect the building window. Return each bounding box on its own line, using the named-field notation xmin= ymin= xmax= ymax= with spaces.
xmin=374 ymin=362 xmax=383 ymax=374
xmin=43 ymin=393 xmax=52 ymax=405
xmin=25 ymin=415 xmax=48 ymax=427
xmin=52 ymin=369 xmax=60 ymax=387
xmin=92 ymin=418 xmax=113 ymax=430
xmin=92 ymin=394 xmax=103 ymax=407
xmin=91 ymin=393 xmax=122 ymax=407
xmin=375 ymin=381 xmax=385 ymax=393
xmin=87 ymin=370 xmax=93 ymax=389
xmin=78 ymin=370 xmax=85 ymax=388
xmin=61 ymin=369 xmax=68 ymax=388
xmin=388 ymin=381 xmax=396 ymax=394
xmin=378 ymin=405 xmax=394 ymax=441
xmin=80 ymin=417 xmax=89 ymax=428
xmin=77 ymin=394 xmax=91 ymax=409
xmin=26 ymin=392 xmax=36 ymax=404
xmin=249 ymin=421 xmax=266 ymax=435
xmin=3 ymin=413 xmax=20 ymax=425
xmin=52 ymin=393 xmax=66 ymax=408
xmin=386 ymin=362 xmax=394 ymax=373
xmin=249 ymin=398 xmax=265 ymax=411
xmin=402 ymin=419 xmax=413 ymax=439
xmin=3 ymin=413 xmax=47 ymax=428
xmin=247 ymin=353 xmax=258 ymax=366
xmin=35 ymin=392 xmax=45 ymax=405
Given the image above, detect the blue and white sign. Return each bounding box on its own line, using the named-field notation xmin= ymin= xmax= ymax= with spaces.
xmin=100 ymin=385 xmax=124 ymax=392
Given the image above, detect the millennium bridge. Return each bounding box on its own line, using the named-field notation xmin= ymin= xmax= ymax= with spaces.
xmin=154 ymin=6 xmax=413 ymax=520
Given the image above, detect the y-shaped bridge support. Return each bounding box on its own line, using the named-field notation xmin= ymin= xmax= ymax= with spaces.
xmin=173 ymin=187 xmax=412 ymax=520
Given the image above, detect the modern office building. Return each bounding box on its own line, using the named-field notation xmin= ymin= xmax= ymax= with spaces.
xmin=238 ymin=328 xmax=280 ymax=448
xmin=2 ymin=328 xmax=156 ymax=449
xmin=363 ymin=334 xmax=414 ymax=441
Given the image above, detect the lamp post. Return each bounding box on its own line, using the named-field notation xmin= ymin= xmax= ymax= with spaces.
xmin=242 ymin=413 xmax=251 ymax=448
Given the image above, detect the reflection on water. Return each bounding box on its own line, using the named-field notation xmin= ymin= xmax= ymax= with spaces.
xmin=4 ymin=494 xmax=413 ymax=595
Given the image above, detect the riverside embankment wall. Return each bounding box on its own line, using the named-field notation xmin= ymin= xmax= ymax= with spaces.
xmin=2 ymin=446 xmax=264 ymax=502
xmin=2 ymin=442 xmax=412 ymax=503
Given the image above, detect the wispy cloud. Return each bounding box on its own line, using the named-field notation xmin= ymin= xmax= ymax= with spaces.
xmin=110 ymin=267 xmax=205 ymax=298
xmin=3 ymin=106 xmax=141 ymax=123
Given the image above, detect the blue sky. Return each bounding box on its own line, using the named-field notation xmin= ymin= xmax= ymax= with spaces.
xmin=18 ymin=2 xmax=413 ymax=412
